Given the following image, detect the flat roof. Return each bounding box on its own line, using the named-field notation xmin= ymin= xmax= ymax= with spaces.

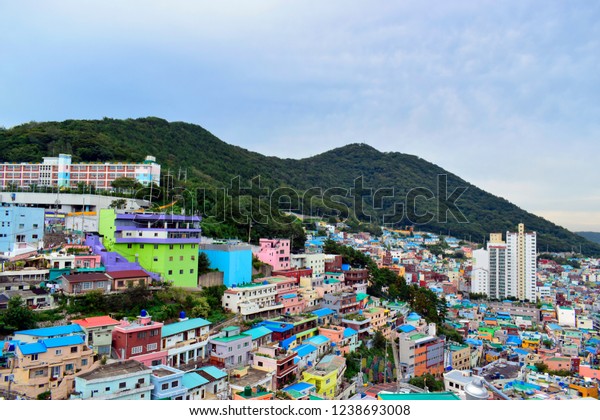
xmin=77 ymin=360 xmax=150 ymax=380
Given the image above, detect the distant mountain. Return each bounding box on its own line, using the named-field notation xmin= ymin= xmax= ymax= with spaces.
xmin=576 ymin=231 xmax=600 ymax=245
xmin=1 ymin=117 xmax=599 ymax=255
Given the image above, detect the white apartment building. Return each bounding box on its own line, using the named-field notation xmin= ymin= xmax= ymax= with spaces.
xmin=506 ymin=223 xmax=537 ymax=302
xmin=222 ymin=283 xmax=283 ymax=319
xmin=471 ymin=248 xmax=489 ymax=296
xmin=291 ymin=253 xmax=326 ymax=276
xmin=0 ymin=154 xmax=160 ymax=190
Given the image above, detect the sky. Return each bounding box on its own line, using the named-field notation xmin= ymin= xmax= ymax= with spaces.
xmin=1 ymin=1 xmax=599 ymax=231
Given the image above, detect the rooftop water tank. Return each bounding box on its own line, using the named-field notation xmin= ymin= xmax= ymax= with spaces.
xmin=464 ymin=378 xmax=489 ymax=400
xmin=179 ymin=311 xmax=186 ymax=319
xmin=140 ymin=309 xmax=148 ymax=317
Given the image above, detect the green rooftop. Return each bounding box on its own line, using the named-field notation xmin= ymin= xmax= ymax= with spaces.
xmin=211 ymin=333 xmax=250 ymax=343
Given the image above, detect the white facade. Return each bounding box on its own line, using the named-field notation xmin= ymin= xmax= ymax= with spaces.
xmin=557 ymin=306 xmax=576 ymax=327
xmin=506 ymin=224 xmax=537 ymax=302
xmin=291 ymin=253 xmax=326 ymax=276
xmin=471 ymin=249 xmax=489 ymax=296
xmin=222 ymin=283 xmax=283 ymax=316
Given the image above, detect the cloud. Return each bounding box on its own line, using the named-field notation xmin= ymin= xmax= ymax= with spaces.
xmin=1 ymin=1 xmax=599 ymax=230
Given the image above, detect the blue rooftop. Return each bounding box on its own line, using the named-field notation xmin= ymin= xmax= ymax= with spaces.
xmin=406 ymin=312 xmax=421 ymax=321
xmin=547 ymin=323 xmax=562 ymax=331
xmin=283 ymin=382 xmax=315 ymax=393
xmin=161 ymin=318 xmax=211 ymax=338
xmin=312 ymin=308 xmax=335 ymax=317
xmin=343 ymin=328 xmax=358 ymax=338
xmin=398 ymin=324 xmax=417 ymax=333
xmin=281 ymin=335 xmax=297 ymax=350
xmin=292 ymin=343 xmax=318 ymax=358
xmin=304 ymin=335 xmax=330 ymax=346
xmin=281 ymin=293 xmax=297 ymax=299
xmin=506 ymin=336 xmax=522 ymax=346
xmin=18 ymin=342 xmax=47 ymax=355
xmin=244 ymin=326 xmax=273 ymax=340
xmin=16 ymin=324 xmax=83 ymax=338
xmin=42 ymin=335 xmax=85 ymax=348
xmin=182 ymin=372 xmax=209 ymax=389
xmin=196 ymin=365 xmax=227 ymax=380
xmin=261 ymin=321 xmax=294 ymax=333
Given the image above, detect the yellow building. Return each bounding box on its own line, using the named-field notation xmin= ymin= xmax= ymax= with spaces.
xmin=301 ymin=354 xmax=345 ymax=399
xmin=1 ymin=335 xmax=94 ymax=399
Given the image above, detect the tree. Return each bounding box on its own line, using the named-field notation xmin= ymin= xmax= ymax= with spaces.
xmin=109 ymin=198 xmax=127 ymax=209
xmin=408 ymin=374 xmax=444 ymax=392
xmin=372 ymin=330 xmax=387 ymax=351
xmin=0 ymin=296 xmax=37 ymax=335
xmin=111 ymin=177 xmax=139 ymax=192
xmin=198 ymin=253 xmax=211 ymax=275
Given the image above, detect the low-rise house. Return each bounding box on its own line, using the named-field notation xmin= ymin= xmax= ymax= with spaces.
xmin=107 ymin=270 xmax=152 ymax=291
xmin=291 ymin=343 xmax=319 ymax=371
xmin=72 ymin=315 xmax=120 ymax=356
xmin=161 ymin=312 xmax=211 ymax=369
xmin=222 ymin=282 xmax=283 ymax=320
xmin=60 ymin=272 xmax=112 ymax=294
xmin=73 ymin=359 xmax=153 ymax=400
xmin=252 ymin=345 xmax=298 ymax=390
xmin=182 ymin=371 xmax=209 ymax=400
xmin=322 ymin=292 xmax=360 ymax=315
xmin=0 ymin=334 xmax=94 ymax=399
xmin=208 ymin=326 xmax=252 ymax=368
xmin=445 ymin=343 xmax=470 ymax=371
xmin=112 ymin=310 xmax=166 ymax=366
xmin=301 ymin=354 xmax=346 ymax=399
xmin=244 ymin=326 xmax=273 ymax=350
xmin=195 ymin=365 xmax=228 ymax=398
xmin=150 ymin=365 xmax=186 ymax=400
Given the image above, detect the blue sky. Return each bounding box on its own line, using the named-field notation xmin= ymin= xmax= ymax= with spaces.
xmin=1 ymin=1 xmax=599 ymax=231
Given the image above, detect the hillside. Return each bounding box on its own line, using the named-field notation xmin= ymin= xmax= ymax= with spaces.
xmin=577 ymin=232 xmax=600 ymax=245
xmin=1 ymin=117 xmax=598 ymax=255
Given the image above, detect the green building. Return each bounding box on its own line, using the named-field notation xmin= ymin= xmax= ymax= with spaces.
xmin=98 ymin=209 xmax=201 ymax=287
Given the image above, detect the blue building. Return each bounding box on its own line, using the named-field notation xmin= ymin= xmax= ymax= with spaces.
xmin=0 ymin=205 xmax=45 ymax=252
xmin=74 ymin=359 xmax=154 ymax=400
xmin=150 ymin=365 xmax=186 ymax=400
xmin=199 ymin=243 xmax=252 ymax=287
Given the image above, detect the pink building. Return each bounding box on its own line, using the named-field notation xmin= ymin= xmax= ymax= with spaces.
xmin=256 ymin=239 xmax=290 ymax=271
xmin=280 ymin=293 xmax=306 ymax=315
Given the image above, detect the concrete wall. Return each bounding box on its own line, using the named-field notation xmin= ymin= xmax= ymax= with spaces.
xmin=198 ymin=271 xmax=224 ymax=288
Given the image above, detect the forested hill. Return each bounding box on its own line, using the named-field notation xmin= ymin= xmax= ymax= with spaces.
xmin=1 ymin=117 xmax=598 ymax=255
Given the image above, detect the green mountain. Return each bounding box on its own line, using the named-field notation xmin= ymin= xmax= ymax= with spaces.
xmin=1 ymin=117 xmax=598 ymax=255
xmin=576 ymin=232 xmax=600 ymax=245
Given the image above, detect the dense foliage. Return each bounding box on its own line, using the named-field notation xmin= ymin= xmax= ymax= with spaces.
xmin=1 ymin=117 xmax=597 ymax=253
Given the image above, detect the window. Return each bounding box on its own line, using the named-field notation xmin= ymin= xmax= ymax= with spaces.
xmin=82 ymin=282 xmax=93 ymax=290
xmin=150 ymin=329 xmax=159 ymax=337
xmin=82 ymin=359 xmax=88 ymax=366
xmin=190 ymin=269 xmax=194 ymax=274
xmin=147 ymin=343 xmax=157 ymax=351
xmin=105 ymin=387 xmax=111 ymax=391
xmin=140 ymin=244 xmax=145 ymax=249
xmin=31 ymin=354 xmax=39 ymax=361
xmin=119 ymin=382 xmax=127 ymax=389
xmin=71 ymin=346 xmax=78 ymax=353
xmin=65 ymin=363 xmax=74 ymax=372
xmin=172 ymin=380 xmax=179 ymax=387
xmin=179 ymin=256 xmax=184 ymax=261
xmin=191 ymin=255 xmax=195 ymax=261
xmin=127 ymin=244 xmax=133 ymax=249
xmin=137 ymin=331 xmax=147 ymax=339
xmin=180 ymin=244 xmax=184 ymax=250
xmin=131 ymin=346 xmax=143 ymax=355
xmin=34 ymin=369 xmax=45 ymax=377
xmin=179 ymin=269 xmax=183 ymax=275
xmin=258 ymin=361 xmax=263 ymax=367
xmin=55 ymin=349 xmax=62 ymax=355
xmin=168 ymin=270 xmax=173 ymax=275
xmin=153 ymin=257 xmax=158 ymax=262
xmin=169 ymin=245 xmax=174 ymax=250
xmin=162 ymin=383 xmax=169 ymax=391
xmin=154 ymin=244 xmax=159 ymax=249
xmin=169 ymin=256 xmax=173 ymax=262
